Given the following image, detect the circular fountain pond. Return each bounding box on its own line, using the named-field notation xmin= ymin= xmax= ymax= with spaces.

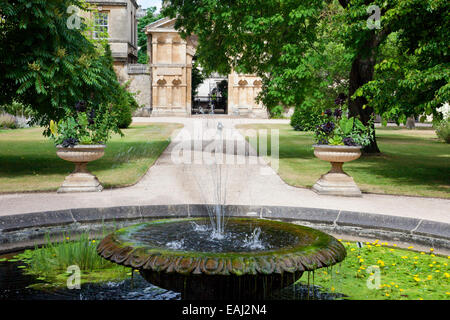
xmin=97 ymin=218 xmax=346 ymax=299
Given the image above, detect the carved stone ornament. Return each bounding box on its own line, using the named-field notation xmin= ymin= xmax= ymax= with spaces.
xmin=156 ymin=78 xmax=167 ymax=86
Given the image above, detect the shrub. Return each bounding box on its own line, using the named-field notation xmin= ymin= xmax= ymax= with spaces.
xmin=290 ymin=106 xmax=321 ymax=131
xmin=49 ymin=102 xmax=122 ymax=146
xmin=0 ymin=101 xmax=35 ymax=118
xmin=0 ymin=114 xmax=17 ymax=129
xmin=435 ymin=119 xmax=450 ymax=143
xmin=114 ymin=84 xmax=139 ymax=129
xmin=269 ymin=105 xmax=285 ymax=119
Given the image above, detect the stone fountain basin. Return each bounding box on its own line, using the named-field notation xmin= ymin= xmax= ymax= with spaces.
xmin=97 ymin=218 xmax=346 ymax=299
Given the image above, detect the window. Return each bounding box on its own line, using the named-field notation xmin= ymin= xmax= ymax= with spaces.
xmin=93 ymin=12 xmax=108 ymax=39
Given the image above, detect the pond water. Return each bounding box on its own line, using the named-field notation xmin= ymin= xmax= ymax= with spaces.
xmin=0 ymin=257 xmax=341 ymax=300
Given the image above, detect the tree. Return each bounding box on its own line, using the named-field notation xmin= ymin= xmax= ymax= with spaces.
xmin=163 ymin=0 xmax=449 ymax=154
xmin=0 ymin=0 xmax=122 ymax=129
xmin=137 ymin=7 xmax=163 ymax=64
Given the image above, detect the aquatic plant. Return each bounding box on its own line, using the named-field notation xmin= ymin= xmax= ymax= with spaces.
xmin=9 ymin=232 xmax=130 ymax=288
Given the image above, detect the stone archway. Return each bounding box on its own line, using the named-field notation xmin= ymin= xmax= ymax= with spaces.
xmin=146 ymin=18 xmax=268 ymax=118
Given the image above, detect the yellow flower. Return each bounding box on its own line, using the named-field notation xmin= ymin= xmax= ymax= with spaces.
xmin=435 ymin=270 xmax=440 ymax=273
xmin=66 ymin=237 xmax=70 ymax=240
xmin=391 ymin=263 xmax=396 ymax=266
xmin=393 ymin=244 xmax=397 ymax=247
xmin=431 ymin=254 xmax=435 ymax=257
xmin=401 ymin=256 xmax=408 ymax=259
xmin=350 ymin=248 xmax=356 ymax=251
xmin=414 ymin=277 xmax=421 ymax=282
xmin=413 ymin=256 xmax=418 ymax=260
xmin=444 ymin=273 xmax=450 ymax=278
xmin=399 ymin=289 xmax=404 ymax=292
xmin=427 ymin=275 xmax=432 ymax=280
xmin=331 ymin=287 xmax=335 ymax=292
xmin=359 ymin=258 xmax=365 ymax=263
xmin=419 ymin=298 xmax=424 ymax=300
xmin=92 ymin=240 xmax=96 ymax=243
xmin=389 ymin=249 xmax=394 ymax=252
xmin=385 ymin=293 xmax=390 ymax=297
xmin=408 ymin=246 xmax=414 ymax=249
xmin=420 ymin=252 xmax=425 ymax=255
xmin=446 ymin=292 xmax=450 ymax=295
xmin=430 ymin=248 xmax=434 ymax=252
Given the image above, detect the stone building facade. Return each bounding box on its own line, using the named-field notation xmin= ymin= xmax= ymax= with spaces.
xmin=144 ymin=17 xmax=268 ymax=118
xmin=81 ymin=7 xmax=268 ymax=118
xmin=85 ymin=0 xmax=139 ymax=79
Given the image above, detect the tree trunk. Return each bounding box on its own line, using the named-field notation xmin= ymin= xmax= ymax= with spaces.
xmin=348 ymin=36 xmax=381 ymax=154
xmin=406 ymin=116 xmax=416 ymax=129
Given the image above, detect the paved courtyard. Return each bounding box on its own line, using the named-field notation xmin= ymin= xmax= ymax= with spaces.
xmin=0 ymin=117 xmax=449 ymax=224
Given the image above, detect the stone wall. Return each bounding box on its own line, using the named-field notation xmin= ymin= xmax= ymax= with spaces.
xmin=124 ymin=64 xmax=152 ymax=116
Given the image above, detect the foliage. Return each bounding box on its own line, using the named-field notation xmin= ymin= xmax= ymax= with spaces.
xmin=114 ymin=82 xmax=140 ymax=129
xmin=0 ymin=101 xmax=35 ymax=118
xmin=137 ymin=7 xmax=163 ymax=64
xmin=0 ymin=0 xmax=125 ymax=130
xmin=269 ymin=105 xmax=285 ymax=119
xmin=49 ymin=102 xmax=121 ymax=146
xmin=9 ymin=233 xmax=130 ymax=287
xmin=343 ymin=0 xmax=450 ymax=125
xmin=314 ymin=95 xmax=373 ymax=146
xmin=164 ymin=0 xmax=449 ymax=153
xmin=191 ymin=58 xmax=206 ymax=99
xmin=434 ymin=119 xmax=450 ymax=144
xmin=0 ymin=114 xmax=17 ymax=129
xmin=163 ymin=0 xmax=325 ymax=112
xmin=305 ymin=240 xmax=450 ymax=300
xmin=290 ymin=106 xmax=322 ymax=132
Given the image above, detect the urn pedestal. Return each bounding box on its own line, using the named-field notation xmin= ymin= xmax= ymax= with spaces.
xmin=312 ymin=145 xmax=362 ymax=197
xmin=56 ymin=145 xmax=106 ymax=193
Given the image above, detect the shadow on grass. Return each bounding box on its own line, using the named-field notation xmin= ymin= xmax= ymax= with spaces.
xmin=0 ymin=140 xmax=170 ymax=177
xmin=245 ymin=126 xmax=449 ymax=196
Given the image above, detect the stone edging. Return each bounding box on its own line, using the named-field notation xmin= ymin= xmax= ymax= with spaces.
xmin=0 ymin=204 xmax=449 ymax=254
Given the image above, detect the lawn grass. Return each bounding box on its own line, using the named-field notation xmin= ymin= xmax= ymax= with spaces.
xmin=237 ymin=124 xmax=450 ymax=198
xmin=301 ymin=240 xmax=450 ymax=300
xmin=0 ymin=123 xmax=183 ymax=193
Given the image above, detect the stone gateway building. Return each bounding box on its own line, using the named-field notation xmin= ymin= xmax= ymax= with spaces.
xmin=145 ymin=18 xmax=268 ymax=118
xmin=84 ymin=3 xmax=268 ymax=118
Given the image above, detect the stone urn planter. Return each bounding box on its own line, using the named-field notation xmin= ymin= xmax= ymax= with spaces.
xmin=56 ymin=145 xmax=106 ymax=193
xmin=312 ymin=144 xmax=362 ymax=197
